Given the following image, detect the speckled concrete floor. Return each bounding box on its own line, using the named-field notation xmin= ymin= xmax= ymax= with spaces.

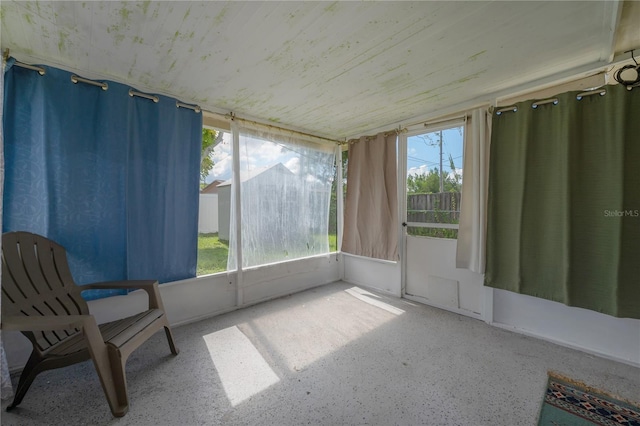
xmin=1 ymin=281 xmax=638 ymax=426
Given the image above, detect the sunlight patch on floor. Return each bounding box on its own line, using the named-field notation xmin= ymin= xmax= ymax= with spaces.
xmin=344 ymin=287 xmax=405 ymax=315
xmin=236 ymin=286 xmax=403 ymax=373
xmin=203 ymin=326 xmax=280 ymax=406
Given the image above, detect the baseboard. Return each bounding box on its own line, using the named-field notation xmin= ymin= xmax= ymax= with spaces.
xmin=171 ymin=278 xmax=341 ymax=328
xmin=170 ymin=305 xmax=240 ymax=329
xmin=403 ymin=292 xmax=482 ymax=320
xmin=400 ymin=290 xmax=638 ymax=368
xmin=341 ymin=277 xmax=401 ymax=298
xmin=238 ymin=279 xmax=339 ymax=310
xmin=489 ymin=321 xmax=640 ymax=369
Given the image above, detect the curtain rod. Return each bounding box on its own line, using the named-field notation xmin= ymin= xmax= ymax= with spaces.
xmin=4 ymin=49 xmax=45 ymax=75
xmin=15 ymin=61 xmax=46 ymax=76
xmin=71 ymin=74 xmax=108 ymax=90
xmin=177 ymin=101 xmax=201 ymax=113
xmin=496 ymin=87 xmax=610 ymax=116
xmin=576 ymin=88 xmax=606 ymax=100
xmin=225 ymin=112 xmax=343 ymax=146
xmin=496 ymin=98 xmax=564 ymax=114
xmin=345 ymin=128 xmax=403 ymax=145
xmin=420 ymin=114 xmax=468 ymax=130
xmin=532 ymin=98 xmax=558 ymax=108
xmin=496 ymin=106 xmax=517 ymax=115
xmin=129 ymin=88 xmax=159 ymax=103
xmin=346 ymin=113 xmax=469 ymax=145
xmin=4 ymin=50 xmax=203 ymax=113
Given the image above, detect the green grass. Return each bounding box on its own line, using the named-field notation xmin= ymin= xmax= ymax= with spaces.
xmin=196 ymin=233 xmax=229 ymax=276
xmin=329 ymin=233 xmax=337 ymax=252
xmin=407 ymin=227 xmax=458 ymax=239
xmin=197 ymin=232 xmax=339 ymax=276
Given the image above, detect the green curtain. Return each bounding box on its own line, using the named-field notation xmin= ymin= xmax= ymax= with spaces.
xmin=485 ymin=84 xmax=640 ymax=319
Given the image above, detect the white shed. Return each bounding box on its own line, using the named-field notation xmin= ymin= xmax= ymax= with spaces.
xmin=217 ymin=163 xmax=295 ymax=241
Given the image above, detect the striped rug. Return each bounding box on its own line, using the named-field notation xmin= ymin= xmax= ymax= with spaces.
xmin=538 ymin=372 xmax=640 ymax=426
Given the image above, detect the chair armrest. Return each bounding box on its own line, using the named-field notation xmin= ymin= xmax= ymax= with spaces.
xmin=2 ymin=314 xmax=93 ymax=332
xmin=81 ymin=280 xmax=165 ymax=310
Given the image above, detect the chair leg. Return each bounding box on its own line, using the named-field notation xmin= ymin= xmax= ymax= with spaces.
xmin=107 ymin=348 xmax=129 ymax=418
xmin=163 ymin=326 xmax=179 ymax=356
xmin=96 ymin=347 xmax=129 ymax=417
xmin=89 ymin=345 xmax=128 ymax=418
xmin=6 ymin=352 xmax=44 ymax=411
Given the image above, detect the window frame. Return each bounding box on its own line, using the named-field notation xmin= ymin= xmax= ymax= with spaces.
xmin=404 ymin=120 xmax=465 ymax=238
xmin=196 ymin=125 xmax=233 ymax=277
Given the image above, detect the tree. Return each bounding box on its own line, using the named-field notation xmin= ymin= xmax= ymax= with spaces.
xmin=328 ymin=150 xmax=348 ymax=236
xmin=407 ymin=164 xmax=460 ymax=194
xmin=201 ymin=128 xmax=223 ymax=184
xmin=447 ymin=153 xmax=462 ymax=193
xmin=414 ymin=127 xmax=463 ymax=193
xmin=407 ymin=168 xmax=440 ymax=193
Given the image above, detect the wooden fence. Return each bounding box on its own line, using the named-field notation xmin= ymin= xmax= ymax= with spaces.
xmin=407 ymin=192 xmax=460 ymax=224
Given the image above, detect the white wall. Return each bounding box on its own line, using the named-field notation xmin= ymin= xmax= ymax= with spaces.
xmin=198 ymin=193 xmax=219 ymax=233
xmin=242 ymin=254 xmax=340 ymax=305
xmin=490 ymin=289 xmax=640 ymax=366
xmin=342 ymin=253 xmax=401 ymax=297
xmin=405 ymin=236 xmax=484 ymax=318
xmin=4 ymin=253 xmax=339 ymax=371
xmin=341 ymin=254 xmax=640 ymax=367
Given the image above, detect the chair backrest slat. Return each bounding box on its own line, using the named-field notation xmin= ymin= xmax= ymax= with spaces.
xmin=17 ymin=233 xmax=57 ymax=297
xmin=1 ymin=262 xmax=28 ymax=312
xmin=50 ymin=245 xmax=88 ymax=315
xmin=2 ymin=233 xmax=40 ymax=302
xmin=37 ymin=240 xmax=86 ymax=315
xmin=12 ymin=302 xmax=63 ymax=350
xmin=2 ymin=232 xmax=89 ymax=352
xmin=50 ymin=243 xmax=79 ymax=289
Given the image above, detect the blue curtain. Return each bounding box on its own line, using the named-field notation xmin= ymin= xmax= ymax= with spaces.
xmin=127 ymin=94 xmax=201 ymax=282
xmin=3 ymin=61 xmax=201 ymax=300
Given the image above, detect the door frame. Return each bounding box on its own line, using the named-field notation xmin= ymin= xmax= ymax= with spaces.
xmin=399 ymin=119 xmax=481 ymax=319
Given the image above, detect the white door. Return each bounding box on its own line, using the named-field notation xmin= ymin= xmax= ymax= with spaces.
xmin=400 ymin=121 xmax=483 ymax=318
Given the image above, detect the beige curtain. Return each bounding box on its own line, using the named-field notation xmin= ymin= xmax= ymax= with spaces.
xmin=456 ymin=108 xmax=491 ymax=273
xmin=342 ymin=132 xmax=398 ymax=261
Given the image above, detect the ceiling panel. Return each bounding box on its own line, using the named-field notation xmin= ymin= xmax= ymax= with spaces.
xmin=1 ymin=1 xmax=635 ymax=139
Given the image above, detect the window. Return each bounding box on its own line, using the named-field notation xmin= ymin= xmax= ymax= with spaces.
xmin=406 ymin=125 xmax=464 ymax=239
xmin=328 ymin=149 xmax=348 ymax=252
xmin=227 ymin=125 xmax=335 ymax=269
xmin=197 ymin=127 xmax=232 ymax=276
xmin=197 ymin=124 xmax=336 ymax=274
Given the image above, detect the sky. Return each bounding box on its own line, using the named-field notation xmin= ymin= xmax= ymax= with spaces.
xmin=407 ymin=126 xmax=464 ymax=180
xmin=207 ymin=132 xmax=233 ymax=183
xmin=205 ymin=131 xmax=315 ymax=184
xmin=206 ymin=126 xmax=464 ymax=184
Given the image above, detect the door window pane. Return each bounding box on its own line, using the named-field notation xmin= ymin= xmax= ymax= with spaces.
xmin=406 ymin=126 xmax=463 ymax=239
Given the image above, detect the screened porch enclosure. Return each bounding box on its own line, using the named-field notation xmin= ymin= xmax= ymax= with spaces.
xmin=1 ymin=0 xmax=639 ymax=419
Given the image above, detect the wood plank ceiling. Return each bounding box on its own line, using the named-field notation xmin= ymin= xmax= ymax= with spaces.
xmin=1 ymin=1 xmax=637 ymax=139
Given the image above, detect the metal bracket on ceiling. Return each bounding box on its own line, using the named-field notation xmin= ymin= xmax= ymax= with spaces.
xmin=395 ymin=125 xmax=407 ymax=135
